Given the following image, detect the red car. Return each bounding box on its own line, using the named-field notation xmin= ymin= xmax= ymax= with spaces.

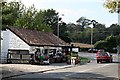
xmin=96 ymin=50 xmax=113 ymax=63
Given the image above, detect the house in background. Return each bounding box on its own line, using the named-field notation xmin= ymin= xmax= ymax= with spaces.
xmin=1 ymin=27 xmax=70 ymax=63
xmin=71 ymin=42 xmax=94 ymax=49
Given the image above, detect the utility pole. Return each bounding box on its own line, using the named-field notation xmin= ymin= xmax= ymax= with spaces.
xmin=89 ymin=20 xmax=98 ymax=48
xmin=116 ymin=0 xmax=120 ymax=60
xmin=57 ymin=14 xmax=64 ymax=37
xmin=89 ymin=24 xmax=93 ymax=46
xmin=57 ymin=17 xmax=59 ymax=37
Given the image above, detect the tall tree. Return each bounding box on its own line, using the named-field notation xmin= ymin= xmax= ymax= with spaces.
xmin=59 ymin=22 xmax=72 ymax=43
xmin=94 ymin=23 xmax=108 ymax=42
xmin=15 ymin=5 xmax=37 ymax=28
xmin=76 ymin=17 xmax=91 ymax=31
xmin=104 ymin=0 xmax=120 ymax=13
xmin=2 ymin=1 xmax=52 ymax=32
xmin=2 ymin=1 xmax=25 ymax=29
xmin=108 ymin=24 xmax=120 ymax=35
xmin=43 ymin=9 xmax=59 ymax=34
xmin=103 ymin=0 xmax=120 ymax=54
xmin=94 ymin=35 xmax=117 ymax=52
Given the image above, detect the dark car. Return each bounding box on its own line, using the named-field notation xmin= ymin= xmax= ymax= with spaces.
xmin=88 ymin=48 xmax=98 ymax=53
xmin=96 ymin=50 xmax=113 ymax=63
xmin=51 ymin=51 xmax=63 ymax=63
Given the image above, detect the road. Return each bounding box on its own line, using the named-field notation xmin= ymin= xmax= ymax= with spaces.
xmin=78 ymin=52 xmax=118 ymax=61
xmin=2 ymin=52 xmax=119 ymax=80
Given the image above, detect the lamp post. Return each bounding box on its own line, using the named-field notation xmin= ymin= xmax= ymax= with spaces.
xmin=57 ymin=14 xmax=64 ymax=37
xmin=116 ymin=1 xmax=120 ymax=79
xmin=89 ymin=24 xmax=93 ymax=47
xmin=116 ymin=0 xmax=120 ymax=25
xmin=57 ymin=17 xmax=60 ymax=37
xmin=89 ymin=20 xmax=98 ymax=48
xmin=116 ymin=1 xmax=120 ymax=72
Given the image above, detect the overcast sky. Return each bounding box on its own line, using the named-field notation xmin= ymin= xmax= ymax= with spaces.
xmin=8 ymin=0 xmax=118 ymax=27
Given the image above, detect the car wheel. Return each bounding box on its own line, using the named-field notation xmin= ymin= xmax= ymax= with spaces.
xmin=110 ymin=59 xmax=113 ymax=63
xmin=29 ymin=60 xmax=35 ymax=65
xmin=97 ymin=59 xmax=99 ymax=63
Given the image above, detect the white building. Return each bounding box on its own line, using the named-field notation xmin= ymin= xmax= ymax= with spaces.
xmin=1 ymin=27 xmax=69 ymax=63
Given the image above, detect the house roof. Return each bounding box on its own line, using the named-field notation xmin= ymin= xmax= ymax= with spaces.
xmin=71 ymin=42 xmax=94 ymax=48
xmin=7 ymin=27 xmax=69 ymax=47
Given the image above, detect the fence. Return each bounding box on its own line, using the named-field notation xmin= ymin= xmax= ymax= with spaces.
xmin=7 ymin=53 xmax=32 ymax=64
xmin=1 ymin=52 xmax=32 ymax=64
xmin=0 ymin=52 xmax=8 ymax=63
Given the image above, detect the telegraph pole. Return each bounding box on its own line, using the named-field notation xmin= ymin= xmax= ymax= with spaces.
xmin=57 ymin=14 xmax=64 ymax=37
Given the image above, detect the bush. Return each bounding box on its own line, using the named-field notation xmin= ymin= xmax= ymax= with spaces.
xmin=80 ymin=48 xmax=89 ymax=52
xmin=94 ymin=35 xmax=117 ymax=53
xmin=71 ymin=52 xmax=78 ymax=57
xmin=94 ymin=40 xmax=107 ymax=49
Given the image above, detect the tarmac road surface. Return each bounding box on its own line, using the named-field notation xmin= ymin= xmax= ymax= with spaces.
xmin=4 ymin=60 xmax=119 ymax=80
xmin=1 ymin=52 xmax=119 ymax=80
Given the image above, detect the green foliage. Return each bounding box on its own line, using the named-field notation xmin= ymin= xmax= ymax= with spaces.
xmin=104 ymin=0 xmax=120 ymax=13
xmin=67 ymin=20 xmax=120 ymax=45
xmin=14 ymin=6 xmax=53 ymax=32
xmin=76 ymin=17 xmax=91 ymax=31
xmin=2 ymin=1 xmax=120 ymax=46
xmin=108 ymin=24 xmax=120 ymax=35
xmin=105 ymin=35 xmax=117 ymax=49
xmin=94 ymin=40 xmax=107 ymax=49
xmin=71 ymin=52 xmax=78 ymax=57
xmin=94 ymin=35 xmax=117 ymax=52
xmin=116 ymin=34 xmax=120 ymax=45
xmin=43 ymin=9 xmax=59 ymax=33
xmin=80 ymin=57 xmax=90 ymax=61
xmin=2 ymin=1 xmax=55 ymax=32
xmin=2 ymin=1 xmax=25 ymax=29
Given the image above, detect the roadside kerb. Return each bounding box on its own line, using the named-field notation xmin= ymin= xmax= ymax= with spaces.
xmin=1 ymin=64 xmax=75 ymax=79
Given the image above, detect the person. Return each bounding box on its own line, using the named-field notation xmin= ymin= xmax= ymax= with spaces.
xmin=66 ymin=54 xmax=71 ymax=64
xmin=29 ymin=54 xmax=35 ymax=64
xmin=75 ymin=55 xmax=80 ymax=65
xmin=35 ymin=49 xmax=41 ymax=61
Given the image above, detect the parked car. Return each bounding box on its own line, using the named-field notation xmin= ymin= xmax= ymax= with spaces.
xmin=88 ymin=48 xmax=98 ymax=53
xmin=96 ymin=50 xmax=113 ymax=63
xmin=53 ymin=51 xmax=63 ymax=63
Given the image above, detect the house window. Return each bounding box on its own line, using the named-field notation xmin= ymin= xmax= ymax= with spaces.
xmin=8 ymin=49 xmax=29 ymax=54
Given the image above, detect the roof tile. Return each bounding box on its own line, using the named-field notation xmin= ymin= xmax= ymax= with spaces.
xmin=8 ymin=27 xmax=69 ymax=46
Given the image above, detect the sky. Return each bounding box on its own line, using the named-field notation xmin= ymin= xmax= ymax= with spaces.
xmin=7 ymin=0 xmax=118 ymax=27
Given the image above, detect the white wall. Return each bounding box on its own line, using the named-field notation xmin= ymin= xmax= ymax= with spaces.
xmin=72 ymin=48 xmax=79 ymax=52
xmin=1 ymin=31 xmax=3 ymax=52
xmin=1 ymin=30 xmax=10 ymax=63
xmin=8 ymin=29 xmax=30 ymax=50
xmin=1 ymin=29 xmax=30 ymax=63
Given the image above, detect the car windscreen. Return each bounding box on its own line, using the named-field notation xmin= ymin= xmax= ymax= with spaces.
xmin=98 ymin=52 xmax=109 ymax=56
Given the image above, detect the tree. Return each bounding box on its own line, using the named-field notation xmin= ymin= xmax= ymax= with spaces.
xmin=43 ymin=9 xmax=59 ymax=34
xmin=60 ymin=22 xmax=72 ymax=43
xmin=116 ymin=34 xmax=120 ymax=44
xmin=0 ymin=1 xmax=2 ymax=30
xmin=15 ymin=7 xmax=52 ymax=32
xmin=15 ymin=5 xmax=37 ymax=28
xmin=107 ymin=24 xmax=120 ymax=36
xmin=104 ymin=0 xmax=120 ymax=13
xmin=103 ymin=0 xmax=120 ymax=54
xmin=91 ymin=20 xmax=98 ymax=28
xmin=105 ymin=35 xmax=117 ymax=51
xmin=94 ymin=40 xmax=107 ymax=49
xmin=2 ymin=1 xmax=52 ymax=32
xmin=94 ymin=35 xmax=117 ymax=52
xmin=93 ymin=23 xmax=108 ymax=43
xmin=2 ymin=1 xmax=25 ymax=29
xmin=76 ymin=17 xmax=91 ymax=31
